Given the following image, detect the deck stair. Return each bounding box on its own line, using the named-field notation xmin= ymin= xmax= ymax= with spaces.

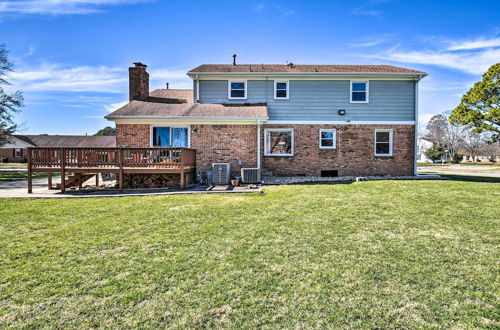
xmin=56 ymin=173 xmax=97 ymax=189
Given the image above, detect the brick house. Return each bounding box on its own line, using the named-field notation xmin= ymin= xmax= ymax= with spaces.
xmin=1 ymin=135 xmax=116 ymax=163
xmin=106 ymin=61 xmax=426 ymax=180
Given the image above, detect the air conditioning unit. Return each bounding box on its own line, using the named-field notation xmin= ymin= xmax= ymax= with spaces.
xmin=212 ymin=163 xmax=231 ymax=185
xmin=241 ymin=168 xmax=261 ymax=183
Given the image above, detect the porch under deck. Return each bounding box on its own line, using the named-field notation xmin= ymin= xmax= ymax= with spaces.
xmin=27 ymin=147 xmax=196 ymax=193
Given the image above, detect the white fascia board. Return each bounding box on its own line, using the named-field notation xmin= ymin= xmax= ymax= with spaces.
xmin=109 ymin=117 xmax=268 ymax=125
xmin=188 ymin=72 xmax=427 ymax=80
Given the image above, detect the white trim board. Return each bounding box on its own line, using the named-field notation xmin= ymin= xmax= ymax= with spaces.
xmin=265 ymin=120 xmax=415 ymax=125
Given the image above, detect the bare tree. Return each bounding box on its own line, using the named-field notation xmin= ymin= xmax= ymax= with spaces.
xmin=463 ymin=131 xmax=484 ymax=162
xmin=444 ymin=122 xmax=466 ymax=161
xmin=422 ymin=114 xmax=465 ymax=162
xmin=423 ymin=114 xmax=448 ymax=145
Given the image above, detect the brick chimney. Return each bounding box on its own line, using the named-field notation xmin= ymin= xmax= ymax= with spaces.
xmin=129 ymin=62 xmax=149 ymax=101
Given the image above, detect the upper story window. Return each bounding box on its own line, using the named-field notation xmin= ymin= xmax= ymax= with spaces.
xmin=319 ymin=129 xmax=336 ymax=149
xmin=264 ymin=129 xmax=294 ymax=156
xmin=274 ymin=80 xmax=289 ymax=99
xmin=350 ymin=80 xmax=369 ymax=103
xmin=374 ymin=129 xmax=393 ymax=156
xmin=228 ymin=80 xmax=247 ymax=99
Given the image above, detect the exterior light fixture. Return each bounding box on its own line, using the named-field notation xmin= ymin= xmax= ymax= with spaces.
xmin=338 ymin=109 xmax=346 ymax=116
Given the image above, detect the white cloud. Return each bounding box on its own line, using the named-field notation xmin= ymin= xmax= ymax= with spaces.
xmin=104 ymin=101 xmax=127 ymax=112
xmin=9 ymin=64 xmax=127 ymax=92
xmin=374 ymin=47 xmax=500 ymax=75
xmin=351 ymin=8 xmax=381 ymax=16
xmin=0 ymin=0 xmax=150 ymax=16
xmin=9 ymin=63 xmax=192 ymax=93
xmin=446 ymin=37 xmax=500 ymax=51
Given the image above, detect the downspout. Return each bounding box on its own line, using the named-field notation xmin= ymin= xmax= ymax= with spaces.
xmin=257 ymin=120 xmax=261 ymax=169
xmin=414 ymin=79 xmax=419 ymax=176
xmin=196 ymin=74 xmax=200 ymax=102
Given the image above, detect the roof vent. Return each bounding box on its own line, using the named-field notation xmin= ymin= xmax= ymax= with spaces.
xmin=232 ymin=54 xmax=237 ymax=66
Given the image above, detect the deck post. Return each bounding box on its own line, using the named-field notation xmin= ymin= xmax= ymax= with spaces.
xmin=60 ymin=148 xmax=66 ymax=192
xmin=27 ymin=148 xmax=33 ymax=194
xmin=119 ymin=148 xmax=124 ymax=192
xmin=48 ymin=172 xmax=53 ymax=190
xmin=180 ymin=149 xmax=185 ymax=189
xmin=95 ymin=173 xmax=99 ymax=187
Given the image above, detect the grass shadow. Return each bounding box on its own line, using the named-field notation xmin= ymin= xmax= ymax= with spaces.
xmin=438 ymin=174 xmax=500 ymax=183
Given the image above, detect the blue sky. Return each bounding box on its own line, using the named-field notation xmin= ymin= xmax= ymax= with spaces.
xmin=1 ymin=0 xmax=499 ymax=135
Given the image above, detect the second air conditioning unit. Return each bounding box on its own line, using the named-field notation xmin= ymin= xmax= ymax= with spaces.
xmin=212 ymin=163 xmax=231 ymax=185
xmin=241 ymin=168 xmax=261 ymax=183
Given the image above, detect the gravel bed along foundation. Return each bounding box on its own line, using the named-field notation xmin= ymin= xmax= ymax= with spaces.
xmin=262 ymin=174 xmax=445 ymax=185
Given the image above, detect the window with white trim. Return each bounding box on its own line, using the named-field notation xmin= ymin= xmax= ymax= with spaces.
xmin=350 ymin=80 xmax=368 ymax=103
xmin=274 ymin=80 xmax=289 ymax=99
xmin=152 ymin=127 xmax=189 ymax=147
xmin=319 ymin=129 xmax=336 ymax=149
xmin=14 ymin=148 xmax=22 ymax=158
xmin=228 ymin=80 xmax=247 ymax=99
xmin=374 ymin=129 xmax=393 ymax=156
xmin=264 ymin=129 xmax=294 ymax=156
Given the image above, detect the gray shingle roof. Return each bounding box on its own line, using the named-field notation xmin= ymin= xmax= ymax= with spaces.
xmin=106 ymin=101 xmax=268 ymax=120
xmin=14 ymin=135 xmax=116 ymax=147
xmin=188 ymin=64 xmax=426 ymax=75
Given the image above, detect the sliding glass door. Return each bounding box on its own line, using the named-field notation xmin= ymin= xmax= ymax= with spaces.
xmin=152 ymin=127 xmax=189 ymax=147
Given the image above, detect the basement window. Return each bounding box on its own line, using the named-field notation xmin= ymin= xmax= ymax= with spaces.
xmin=319 ymin=129 xmax=336 ymax=149
xmin=374 ymin=129 xmax=393 ymax=156
xmin=350 ymin=80 xmax=369 ymax=103
xmin=228 ymin=80 xmax=247 ymax=99
xmin=274 ymin=81 xmax=289 ymax=99
xmin=264 ymin=129 xmax=294 ymax=156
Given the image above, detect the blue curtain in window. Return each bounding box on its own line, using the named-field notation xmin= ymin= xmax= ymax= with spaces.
xmin=155 ymin=127 xmax=170 ymax=147
xmin=172 ymin=128 xmax=188 ymax=147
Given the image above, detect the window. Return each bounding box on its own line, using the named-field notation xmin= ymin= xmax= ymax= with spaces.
xmin=228 ymin=80 xmax=247 ymax=99
xmin=264 ymin=129 xmax=294 ymax=156
xmin=14 ymin=148 xmax=22 ymax=158
xmin=319 ymin=129 xmax=336 ymax=149
xmin=274 ymin=80 xmax=289 ymax=99
xmin=152 ymin=127 xmax=189 ymax=147
xmin=374 ymin=129 xmax=393 ymax=156
xmin=350 ymin=80 xmax=368 ymax=103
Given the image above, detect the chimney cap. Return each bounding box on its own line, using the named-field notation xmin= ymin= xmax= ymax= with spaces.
xmin=133 ymin=62 xmax=147 ymax=68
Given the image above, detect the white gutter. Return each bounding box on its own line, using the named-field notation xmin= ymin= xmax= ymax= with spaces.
xmin=257 ymin=120 xmax=261 ymax=169
xmin=105 ymin=115 xmax=269 ymax=121
xmin=188 ymin=71 xmax=427 ymax=77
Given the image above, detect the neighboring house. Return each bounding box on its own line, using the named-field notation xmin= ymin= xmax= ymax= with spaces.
xmin=460 ymin=142 xmax=500 ymax=163
xmin=417 ymin=138 xmax=434 ymax=163
xmin=0 ymin=135 xmax=116 ymax=162
xmin=106 ymin=61 xmax=426 ymax=179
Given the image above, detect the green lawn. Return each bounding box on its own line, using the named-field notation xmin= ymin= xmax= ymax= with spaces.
xmin=0 ymin=170 xmax=56 ymax=183
xmin=0 ymin=180 xmax=498 ymax=328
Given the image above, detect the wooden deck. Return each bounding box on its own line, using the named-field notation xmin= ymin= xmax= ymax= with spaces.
xmin=27 ymin=147 xmax=196 ymax=193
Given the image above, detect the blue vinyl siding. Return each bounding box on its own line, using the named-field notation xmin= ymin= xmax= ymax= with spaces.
xmin=198 ymin=79 xmax=415 ymax=121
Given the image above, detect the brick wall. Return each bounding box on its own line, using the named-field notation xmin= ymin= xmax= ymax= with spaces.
xmin=116 ymin=124 xmax=150 ymax=147
xmin=191 ymin=124 xmax=258 ymax=174
xmin=115 ymin=123 xmax=415 ymax=177
xmin=262 ymin=124 xmax=415 ymax=176
xmin=0 ymin=148 xmax=27 ymax=162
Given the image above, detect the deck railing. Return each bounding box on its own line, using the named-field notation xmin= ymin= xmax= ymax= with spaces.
xmin=29 ymin=147 xmax=196 ymax=169
xmin=27 ymin=147 xmax=197 ymax=193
